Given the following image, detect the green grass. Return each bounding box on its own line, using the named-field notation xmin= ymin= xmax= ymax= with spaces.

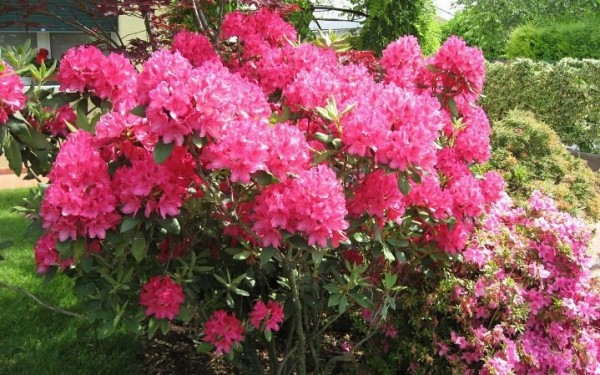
xmin=0 ymin=188 xmax=139 ymax=375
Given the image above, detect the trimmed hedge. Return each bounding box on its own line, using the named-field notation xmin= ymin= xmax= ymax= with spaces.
xmin=488 ymin=110 xmax=600 ymax=220
xmin=482 ymin=58 xmax=600 ymax=152
xmin=506 ymin=16 xmax=600 ymax=61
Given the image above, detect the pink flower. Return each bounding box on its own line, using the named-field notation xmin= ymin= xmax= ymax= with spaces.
xmin=112 ymin=146 xmax=196 ymax=218
xmin=43 ymin=104 xmax=76 ymax=137
xmin=0 ymin=62 xmax=26 ymax=124
xmin=33 ymin=232 xmax=71 ymax=273
xmin=348 ymin=169 xmax=406 ymax=225
xmin=422 ymin=36 xmax=485 ymax=108
xmin=202 ymin=120 xmax=269 ymax=183
xmin=58 ymin=46 xmax=138 ymax=111
xmin=139 ymin=275 xmax=185 ymax=321
xmin=172 ymin=30 xmax=219 ymax=67
xmin=249 ymin=300 xmax=284 ymax=333
xmin=381 ymin=36 xmax=424 ymax=88
xmin=251 ymin=165 xmax=349 ymax=248
xmin=40 ymin=131 xmax=120 ymax=241
xmin=264 ymin=123 xmax=311 ymax=180
xmin=203 ymin=310 xmax=245 ymax=354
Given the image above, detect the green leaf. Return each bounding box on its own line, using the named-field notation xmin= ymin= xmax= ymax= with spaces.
xmin=98 ymin=321 xmax=116 ymax=339
xmin=260 ymin=246 xmax=276 ymax=265
xmin=395 ymin=251 xmax=408 ymax=264
xmin=232 ymin=287 xmax=250 ymax=297
xmin=197 ymin=342 xmax=213 ymax=353
xmin=381 ymin=242 xmax=395 ymax=261
xmin=72 ymin=238 xmax=86 ymax=261
xmin=160 ymin=320 xmax=170 ymax=335
xmin=156 ymin=217 xmax=180 ymax=235
xmin=323 ymin=283 xmax=342 ymax=293
xmin=397 ymin=173 xmax=411 ymax=195
xmin=0 ymin=240 xmax=14 ymax=250
xmin=338 ymin=295 xmax=348 ymax=314
xmin=147 ymin=317 xmax=160 ymax=339
xmin=386 ymin=237 xmax=409 ymax=248
xmin=233 ymin=250 xmax=252 ymax=261
xmin=129 ymin=105 xmax=146 ymax=117
xmin=131 ymin=236 xmax=147 ymax=263
xmin=153 ymin=139 xmax=175 ymax=164
xmin=176 ymin=306 xmax=193 ymax=322
xmin=55 ymin=239 xmax=73 ymax=258
xmin=264 ymin=329 xmax=272 ymax=342
xmin=77 ymin=100 xmax=90 ymax=132
xmin=349 ymin=292 xmax=375 ymax=310
xmin=311 ymin=249 xmax=324 ymax=264
xmin=4 ymin=133 xmax=22 ymax=176
xmin=251 ymin=170 xmax=278 ymax=186
xmin=120 ymin=217 xmax=141 ymax=233
xmin=353 ymin=232 xmax=369 ymax=243
xmin=328 ymin=292 xmax=342 ymax=307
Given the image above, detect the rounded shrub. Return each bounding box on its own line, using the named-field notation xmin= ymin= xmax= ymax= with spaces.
xmin=487 ymin=110 xmax=600 ymax=220
xmin=506 ymin=15 xmax=600 ymax=61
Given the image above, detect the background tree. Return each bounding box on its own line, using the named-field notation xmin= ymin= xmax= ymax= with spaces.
xmin=443 ymin=0 xmax=600 ymax=59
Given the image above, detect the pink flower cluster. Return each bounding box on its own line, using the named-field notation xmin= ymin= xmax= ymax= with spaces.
xmin=202 ymin=120 xmax=310 ymax=183
xmin=139 ymin=275 xmax=185 ymax=320
xmin=40 ymin=131 xmax=121 ymax=242
xmin=441 ymin=192 xmax=600 ymax=374
xmin=251 ymin=165 xmax=349 ymax=248
xmin=42 ymin=104 xmax=76 ymax=137
xmin=172 ymin=30 xmax=219 ymax=67
xmin=0 ymin=61 xmax=26 ymax=124
xmin=139 ymin=52 xmax=270 ymax=145
xmin=57 ymin=46 xmax=138 ymax=112
xmin=112 ymin=146 xmax=196 ymax=219
xmin=249 ymin=300 xmax=284 ymax=333
xmin=202 ymin=310 xmax=245 ymax=354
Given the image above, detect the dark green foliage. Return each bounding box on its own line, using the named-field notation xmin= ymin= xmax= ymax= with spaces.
xmin=487 ymin=111 xmax=600 ymax=220
xmin=482 ymin=59 xmax=600 ymax=153
xmin=506 ymin=15 xmax=600 ymax=61
xmin=352 ymin=0 xmax=440 ymax=55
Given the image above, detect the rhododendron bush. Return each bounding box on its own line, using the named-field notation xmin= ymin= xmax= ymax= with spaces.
xmin=1 ymin=7 xmax=599 ymax=374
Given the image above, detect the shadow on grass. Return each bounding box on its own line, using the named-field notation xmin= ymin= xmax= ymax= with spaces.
xmin=0 ymin=188 xmax=139 ymax=375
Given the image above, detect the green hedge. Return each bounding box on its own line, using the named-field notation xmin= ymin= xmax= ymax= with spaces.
xmin=482 ymin=59 xmax=600 ymax=152
xmin=506 ymin=16 xmax=600 ymax=61
xmin=487 ymin=110 xmax=600 ymax=220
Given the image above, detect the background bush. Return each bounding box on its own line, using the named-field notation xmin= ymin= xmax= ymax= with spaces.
xmin=487 ymin=110 xmax=600 ymax=220
xmin=482 ymin=59 xmax=600 ymax=152
xmin=506 ymin=15 xmax=600 ymax=61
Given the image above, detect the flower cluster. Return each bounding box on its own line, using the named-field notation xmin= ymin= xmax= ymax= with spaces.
xmin=0 ymin=61 xmax=26 ymax=124
xmin=139 ymin=276 xmax=185 ymax=321
xmin=251 ymin=165 xmax=349 ymax=248
xmin=57 ymin=46 xmax=138 ymax=112
xmin=249 ymin=300 xmax=284 ymax=334
xmin=439 ymin=192 xmax=600 ymax=374
xmin=203 ymin=310 xmax=245 ymax=354
xmin=39 ymin=131 xmax=120 ymax=243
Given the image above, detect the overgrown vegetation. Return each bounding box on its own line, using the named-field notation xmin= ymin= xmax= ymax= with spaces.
xmin=482 ymin=59 xmax=600 ymax=153
xmin=506 ymin=15 xmax=600 ymax=60
xmin=487 ymin=111 xmax=600 ymax=220
xmin=0 ymin=189 xmax=139 ymax=375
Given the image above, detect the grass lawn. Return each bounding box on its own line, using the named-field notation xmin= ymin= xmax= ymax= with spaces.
xmin=0 ymin=188 xmax=139 ymax=375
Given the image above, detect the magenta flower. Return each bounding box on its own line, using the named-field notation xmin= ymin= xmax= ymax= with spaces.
xmin=203 ymin=310 xmax=245 ymax=354
xmin=249 ymin=300 xmax=284 ymax=334
xmin=139 ymin=276 xmax=185 ymax=321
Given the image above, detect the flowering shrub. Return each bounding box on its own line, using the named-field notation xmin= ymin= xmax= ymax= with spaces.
xmin=2 ymin=6 xmax=598 ymax=374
